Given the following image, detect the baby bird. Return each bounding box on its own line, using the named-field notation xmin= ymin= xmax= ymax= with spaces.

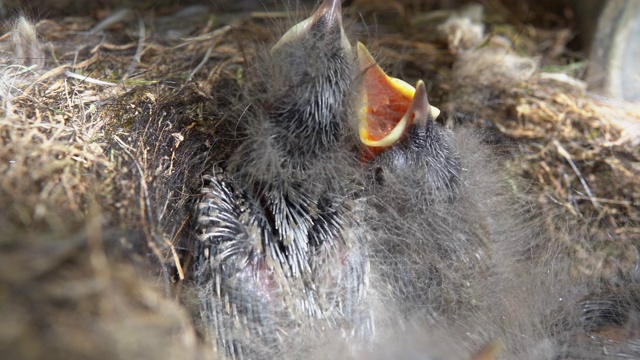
xmin=353 ymin=42 xmax=640 ymax=360
xmin=354 ymin=42 xmax=502 ymax=326
xmin=194 ymin=0 xmax=370 ymax=358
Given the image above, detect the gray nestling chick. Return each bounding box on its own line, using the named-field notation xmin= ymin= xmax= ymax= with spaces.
xmin=354 ymin=40 xmax=640 ymax=360
xmin=194 ymin=1 xmax=371 ymax=358
xmin=354 ymin=48 xmax=494 ymax=324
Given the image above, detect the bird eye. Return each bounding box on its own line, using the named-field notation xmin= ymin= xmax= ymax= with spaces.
xmin=374 ymin=166 xmax=386 ymax=185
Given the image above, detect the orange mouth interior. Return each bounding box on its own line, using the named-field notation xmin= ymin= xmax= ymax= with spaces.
xmin=360 ymin=69 xmax=415 ymax=144
xmin=357 ymin=42 xmax=417 ymax=160
xmin=357 ymin=42 xmax=440 ymax=161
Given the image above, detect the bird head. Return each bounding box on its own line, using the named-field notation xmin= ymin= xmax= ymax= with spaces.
xmin=257 ymin=0 xmax=355 ymax=165
xmin=272 ymin=0 xmax=351 ymax=57
xmin=227 ymin=0 xmax=360 ymax=182
xmin=355 ymin=42 xmax=458 ymax=199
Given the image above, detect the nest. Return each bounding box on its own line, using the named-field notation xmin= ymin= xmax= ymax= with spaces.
xmin=0 ymin=1 xmax=638 ymax=359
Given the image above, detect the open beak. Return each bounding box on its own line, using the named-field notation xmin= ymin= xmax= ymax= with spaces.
xmin=272 ymin=0 xmax=350 ymax=54
xmin=357 ymin=42 xmax=440 ymax=154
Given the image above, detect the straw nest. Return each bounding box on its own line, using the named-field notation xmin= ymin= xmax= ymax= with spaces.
xmin=0 ymin=1 xmax=637 ymax=359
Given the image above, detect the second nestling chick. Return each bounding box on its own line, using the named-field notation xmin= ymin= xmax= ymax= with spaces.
xmin=194 ymin=1 xmax=371 ymax=359
xmin=355 ymin=42 xmax=503 ymax=324
xmin=354 ymin=42 xmax=609 ymax=360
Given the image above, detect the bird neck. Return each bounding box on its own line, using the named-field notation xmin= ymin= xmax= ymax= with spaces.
xmin=228 ymin=108 xmax=348 ymax=187
xmin=269 ymin=100 xmax=344 ymax=160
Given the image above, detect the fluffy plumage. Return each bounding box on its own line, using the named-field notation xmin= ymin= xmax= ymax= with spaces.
xmin=194 ymin=1 xmax=370 ymax=358
xmin=192 ymin=3 xmax=640 ymax=359
xmin=356 ymin=59 xmax=486 ymax=321
xmin=359 ymin=78 xmax=640 ymax=360
xmin=355 ymin=46 xmax=584 ymax=359
xmin=10 ymin=16 xmax=43 ymax=67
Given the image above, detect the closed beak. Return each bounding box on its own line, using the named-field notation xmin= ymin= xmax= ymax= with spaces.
xmin=272 ymin=0 xmax=349 ymax=54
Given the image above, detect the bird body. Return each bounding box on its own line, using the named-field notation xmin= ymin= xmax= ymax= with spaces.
xmin=194 ymin=1 xmax=371 ymax=358
xmin=353 ymin=48 xmax=485 ymax=320
xmin=353 ymin=42 xmax=640 ymax=360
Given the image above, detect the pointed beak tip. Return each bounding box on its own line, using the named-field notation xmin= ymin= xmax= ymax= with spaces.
xmin=413 ymin=80 xmax=441 ymax=120
xmin=324 ymin=0 xmax=342 ymax=14
xmin=314 ymin=0 xmax=343 ymax=26
xmin=272 ymin=0 xmax=345 ymax=53
xmin=357 ymin=42 xmax=378 ymax=68
xmin=415 ymin=80 xmax=427 ymax=97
